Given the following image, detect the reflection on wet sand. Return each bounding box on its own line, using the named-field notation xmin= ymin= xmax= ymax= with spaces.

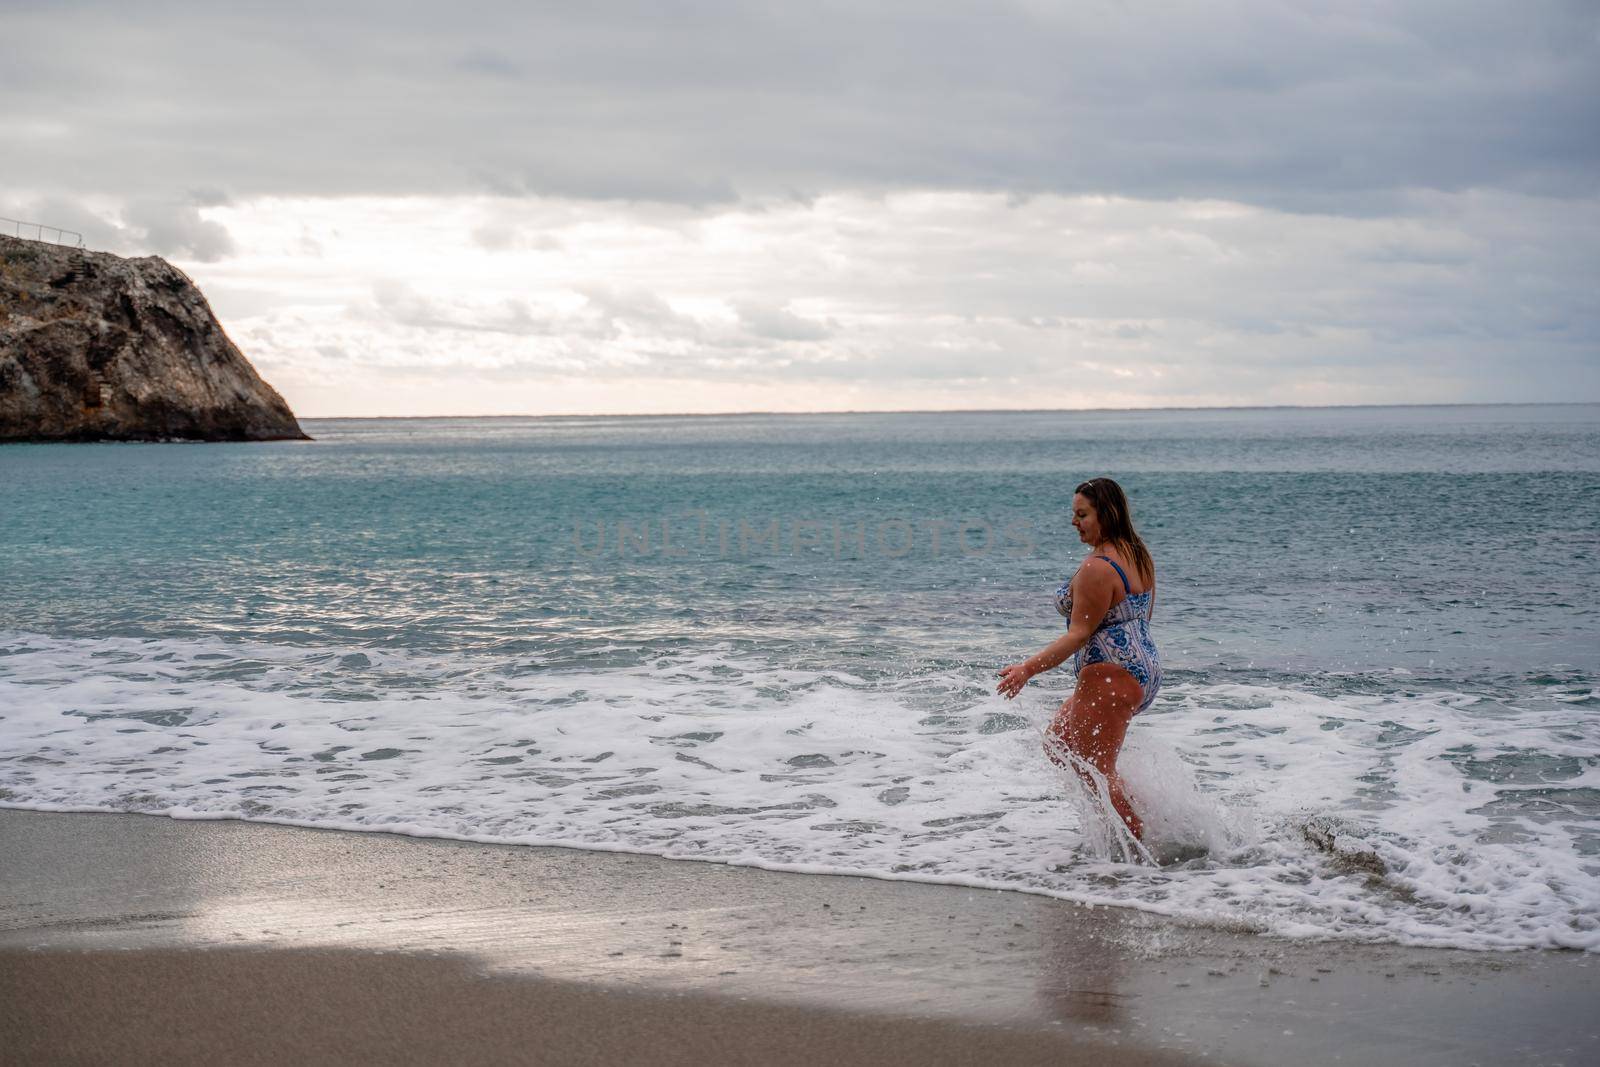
xmin=1036 ymin=899 xmax=1135 ymax=1026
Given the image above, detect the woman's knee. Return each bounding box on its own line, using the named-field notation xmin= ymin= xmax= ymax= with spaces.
xmin=1043 ymin=720 xmax=1073 ymax=762
xmin=1045 ymin=714 xmax=1095 ymax=764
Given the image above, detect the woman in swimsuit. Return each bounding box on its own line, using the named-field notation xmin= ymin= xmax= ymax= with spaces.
xmin=997 ymin=477 xmax=1160 ymax=840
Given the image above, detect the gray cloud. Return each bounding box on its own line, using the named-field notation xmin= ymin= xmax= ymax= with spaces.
xmin=734 ymin=301 xmax=833 ymax=342
xmin=470 ymin=223 xmax=561 ymax=253
xmin=122 ymin=198 xmax=237 ymax=261
xmin=370 ymin=280 xmax=560 ymax=337
xmin=1 ymin=192 xmax=235 ymax=260
xmin=577 ymin=286 xmax=693 ymax=337
xmin=2 ymin=1 xmax=1595 ymax=212
xmin=0 ymin=196 xmax=120 ymax=250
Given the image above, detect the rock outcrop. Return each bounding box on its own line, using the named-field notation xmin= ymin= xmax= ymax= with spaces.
xmin=0 ymin=234 xmax=308 ymax=442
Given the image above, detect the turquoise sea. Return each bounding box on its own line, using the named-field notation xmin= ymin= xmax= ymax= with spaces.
xmin=2 ymin=404 xmax=1597 ymax=949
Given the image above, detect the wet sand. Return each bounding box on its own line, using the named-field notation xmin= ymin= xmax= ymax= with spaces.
xmin=4 ymin=946 xmax=1201 ymax=1066
xmin=1 ymin=809 xmax=1595 ymax=1065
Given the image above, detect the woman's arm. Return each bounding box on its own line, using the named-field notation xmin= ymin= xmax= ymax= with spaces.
xmin=997 ymin=563 xmax=1114 ymax=699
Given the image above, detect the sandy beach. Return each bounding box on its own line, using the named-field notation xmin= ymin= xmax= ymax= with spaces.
xmin=1 ymin=810 xmax=1594 ymax=1065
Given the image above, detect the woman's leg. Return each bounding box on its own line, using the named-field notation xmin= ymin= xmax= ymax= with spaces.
xmin=1043 ymin=663 xmax=1144 ymax=839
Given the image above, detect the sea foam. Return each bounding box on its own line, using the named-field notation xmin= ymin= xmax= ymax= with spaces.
xmin=2 ymin=630 xmax=1596 ymax=952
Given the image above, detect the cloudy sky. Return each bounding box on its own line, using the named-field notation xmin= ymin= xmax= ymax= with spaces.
xmin=3 ymin=1 xmax=1596 ymax=416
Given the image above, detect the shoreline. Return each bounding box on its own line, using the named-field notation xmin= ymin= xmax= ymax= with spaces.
xmin=3 ymin=799 xmax=1574 ymax=955
xmin=2 ymin=810 xmax=1596 ymax=1065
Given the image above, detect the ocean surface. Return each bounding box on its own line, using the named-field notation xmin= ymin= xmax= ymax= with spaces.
xmin=2 ymin=404 xmax=1597 ymax=951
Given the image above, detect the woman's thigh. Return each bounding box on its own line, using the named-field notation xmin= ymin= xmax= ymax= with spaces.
xmin=1060 ymin=663 xmax=1142 ymax=771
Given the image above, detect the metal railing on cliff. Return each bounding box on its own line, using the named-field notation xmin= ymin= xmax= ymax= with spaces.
xmin=1 ymin=216 xmax=85 ymax=248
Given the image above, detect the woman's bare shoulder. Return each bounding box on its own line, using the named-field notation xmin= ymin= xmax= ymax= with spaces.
xmin=1097 ymin=548 xmax=1154 ymax=592
xmin=1075 ymin=555 xmax=1122 ymax=586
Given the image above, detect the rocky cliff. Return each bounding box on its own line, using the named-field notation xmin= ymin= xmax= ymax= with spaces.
xmin=0 ymin=234 xmax=308 ymax=442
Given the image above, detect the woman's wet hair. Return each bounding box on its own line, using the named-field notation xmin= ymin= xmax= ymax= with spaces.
xmin=1075 ymin=477 xmax=1154 ymax=585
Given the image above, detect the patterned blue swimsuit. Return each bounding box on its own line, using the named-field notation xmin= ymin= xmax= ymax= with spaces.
xmin=1054 ymin=556 xmax=1162 ymax=713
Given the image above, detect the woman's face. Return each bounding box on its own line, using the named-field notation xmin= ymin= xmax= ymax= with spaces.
xmin=1071 ymin=493 xmax=1101 ymax=544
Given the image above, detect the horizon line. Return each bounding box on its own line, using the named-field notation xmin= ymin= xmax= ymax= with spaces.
xmin=295 ymin=400 xmax=1596 ymax=421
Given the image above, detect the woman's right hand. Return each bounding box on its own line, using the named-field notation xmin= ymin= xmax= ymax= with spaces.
xmin=996 ymin=661 xmax=1035 ymax=700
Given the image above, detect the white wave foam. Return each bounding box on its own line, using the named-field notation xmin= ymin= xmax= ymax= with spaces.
xmin=2 ymin=631 xmax=1596 ymax=951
